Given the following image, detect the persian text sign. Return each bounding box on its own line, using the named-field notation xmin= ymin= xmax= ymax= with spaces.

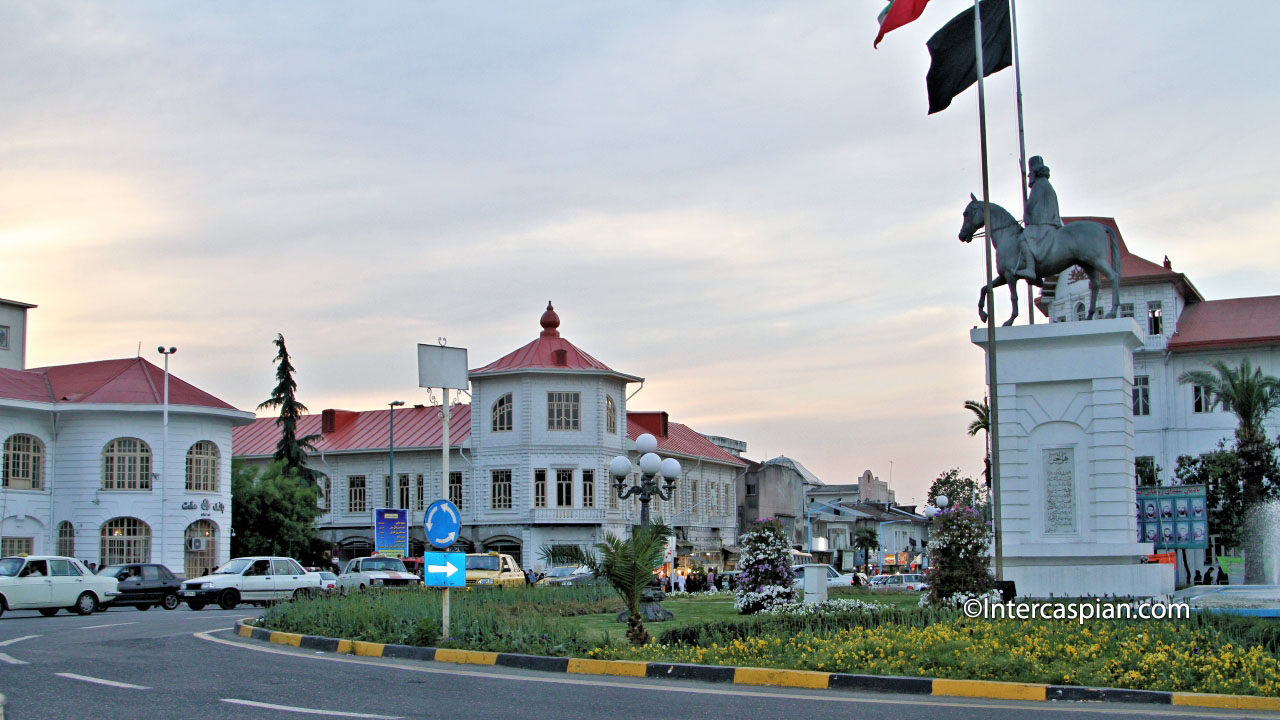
xmin=1044 ymin=448 xmax=1076 ymax=534
xmin=374 ymin=508 xmax=410 ymax=558
xmin=1135 ymin=485 xmax=1207 ymax=550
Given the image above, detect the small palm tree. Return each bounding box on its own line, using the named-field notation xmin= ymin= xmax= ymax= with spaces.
xmin=563 ymin=522 xmax=673 ymax=646
xmin=964 ymin=398 xmax=991 ymax=488
xmin=853 ymin=527 xmax=879 ymax=573
xmin=1178 ymin=358 xmax=1280 ymax=584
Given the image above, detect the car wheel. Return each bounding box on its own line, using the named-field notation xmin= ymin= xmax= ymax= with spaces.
xmin=73 ymin=592 xmax=98 ymax=616
xmin=161 ymin=593 xmax=180 ymax=610
xmin=359 ymin=584 xmax=366 ymax=592
xmin=136 ymin=604 xmax=152 ymax=611
xmin=188 ymin=602 xmax=205 ymax=611
xmin=293 ymin=588 xmax=313 ymax=601
xmin=217 ymin=589 xmax=240 ymax=610
xmin=39 ymin=607 xmax=60 ymax=617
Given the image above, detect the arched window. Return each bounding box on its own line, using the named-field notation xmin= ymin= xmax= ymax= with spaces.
xmin=491 ymin=393 xmax=513 ymax=432
xmin=184 ymin=520 xmax=218 ymax=579
xmin=3 ymin=434 xmax=45 ymax=490
xmin=102 ymin=438 xmax=152 ymax=490
xmin=1075 ymin=302 xmax=1087 ymax=321
xmin=100 ymin=517 xmax=151 ymax=565
xmin=185 ymin=440 xmax=219 ymax=492
xmin=606 ymin=396 xmax=617 ymax=434
xmin=57 ymin=521 xmax=75 ymax=557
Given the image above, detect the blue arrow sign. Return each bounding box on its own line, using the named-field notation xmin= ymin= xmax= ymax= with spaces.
xmin=425 ymin=499 xmax=461 ymax=549
xmin=422 ymin=551 xmax=466 ymax=588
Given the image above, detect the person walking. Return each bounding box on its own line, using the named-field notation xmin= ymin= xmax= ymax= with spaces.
xmin=707 ymin=568 xmax=717 ymax=592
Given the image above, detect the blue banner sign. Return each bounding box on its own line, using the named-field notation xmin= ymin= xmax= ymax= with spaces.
xmin=373 ymin=507 xmax=410 ymax=558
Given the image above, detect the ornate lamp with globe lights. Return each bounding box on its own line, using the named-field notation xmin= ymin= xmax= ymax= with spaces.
xmin=609 ymin=433 xmax=682 ymax=526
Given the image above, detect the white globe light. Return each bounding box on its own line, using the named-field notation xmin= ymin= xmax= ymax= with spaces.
xmin=925 ymin=507 xmax=938 ymax=518
xmin=639 ymin=452 xmax=661 ymax=476
xmin=660 ymin=457 xmax=682 ymax=480
xmin=936 ymin=495 xmax=950 ymax=509
xmin=609 ymin=456 xmax=632 ymax=479
xmin=636 ymin=433 xmax=658 ymax=454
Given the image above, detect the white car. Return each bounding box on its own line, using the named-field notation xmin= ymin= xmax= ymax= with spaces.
xmin=0 ymin=555 xmax=120 ymax=617
xmin=792 ymin=563 xmax=861 ymax=588
xmin=870 ymin=573 xmax=930 ymax=591
xmin=336 ymin=556 xmax=421 ymax=593
xmin=179 ymin=556 xmax=321 ymax=610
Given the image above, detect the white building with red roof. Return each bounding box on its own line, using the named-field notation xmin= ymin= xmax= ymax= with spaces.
xmin=0 ymin=301 xmax=255 ymax=577
xmin=1039 ymin=219 xmax=1280 ymax=569
xmin=234 ymin=303 xmax=747 ymax=571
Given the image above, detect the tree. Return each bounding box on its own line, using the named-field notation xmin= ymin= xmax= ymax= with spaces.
xmin=1179 ymin=358 xmax=1280 ymax=583
xmin=925 ymin=506 xmax=994 ymax=607
xmin=927 ymin=468 xmax=988 ymax=515
xmin=257 ymin=333 xmax=323 ymax=485
xmin=564 ymin=523 xmax=672 ymax=646
xmin=964 ymin=398 xmax=991 ymax=488
xmin=230 ymin=459 xmax=322 ymax=561
xmin=1136 ymin=457 xmax=1163 ymax=487
xmin=853 ymin=527 xmax=879 ymax=572
xmin=734 ymin=519 xmax=797 ymax=614
xmin=1174 ymin=439 xmax=1279 ymax=561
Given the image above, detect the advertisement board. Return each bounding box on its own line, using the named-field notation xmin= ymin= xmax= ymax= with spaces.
xmin=373 ymin=507 xmax=410 ymax=558
xmin=1135 ymin=485 xmax=1207 ymax=550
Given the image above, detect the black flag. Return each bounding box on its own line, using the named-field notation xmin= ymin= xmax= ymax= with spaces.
xmin=926 ymin=0 xmax=1012 ymax=114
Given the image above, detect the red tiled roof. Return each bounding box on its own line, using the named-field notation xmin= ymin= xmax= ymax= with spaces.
xmin=233 ymin=404 xmax=473 ymax=457
xmin=0 ymin=357 xmax=237 ymax=409
xmin=1168 ymin=296 xmax=1280 ymax=352
xmin=470 ymin=302 xmax=639 ymax=380
xmin=627 ymin=415 xmax=747 ymax=467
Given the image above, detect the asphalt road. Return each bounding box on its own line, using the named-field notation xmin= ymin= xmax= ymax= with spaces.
xmin=2 ymin=605 xmax=1278 ymax=720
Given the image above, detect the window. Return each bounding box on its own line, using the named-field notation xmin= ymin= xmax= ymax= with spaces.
xmin=0 ymin=325 xmax=8 ymax=350
xmin=184 ymin=520 xmax=218 ymax=579
xmin=609 ymin=481 xmax=618 ymax=510
xmin=57 ymin=521 xmax=75 ymax=557
xmin=1147 ymin=301 xmax=1163 ymax=336
xmin=606 ymin=396 xmax=617 ymax=434
xmin=745 ymin=481 xmax=757 ymax=497
xmin=491 ymin=470 xmax=512 ymax=510
xmin=1075 ymin=303 xmax=1087 ymax=321
xmin=348 ymin=476 xmax=367 ymax=512
xmin=320 ymin=477 xmax=331 ymax=511
xmin=1 ymin=536 xmax=33 ymax=556
xmin=384 ymin=475 xmax=393 ymax=507
xmin=491 ymin=393 xmax=513 ymax=432
xmin=691 ymin=479 xmax=698 ymax=513
xmin=582 ymin=470 xmax=595 ymax=508
xmin=1193 ymin=385 xmax=1214 ymax=413
xmin=556 ymin=468 xmax=573 ymax=507
xmin=398 ymin=474 xmax=411 ymax=509
xmin=185 ymin=440 xmax=219 ymax=492
xmin=102 ymin=438 xmax=152 ymax=490
xmin=534 ymin=469 xmax=547 ymax=508
xmin=1132 ymin=375 xmax=1150 ymax=416
xmin=415 ymin=474 xmax=425 ymax=511
xmin=547 ymin=391 xmax=580 ymax=430
xmin=3 ymin=434 xmax=45 ymax=490
xmin=1119 ymin=303 xmax=1134 ymax=318
xmin=100 ymin=517 xmax=151 ymax=565
xmin=448 ymin=471 xmax=462 ymax=508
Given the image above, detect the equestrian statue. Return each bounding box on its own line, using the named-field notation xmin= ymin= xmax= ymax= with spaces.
xmin=957 ymin=156 xmax=1122 ymax=326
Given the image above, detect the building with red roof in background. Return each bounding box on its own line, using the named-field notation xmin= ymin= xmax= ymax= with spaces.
xmin=1038 ymin=218 xmax=1280 ymax=578
xmin=234 ymin=303 xmax=747 ymax=571
xmin=0 ymin=298 xmax=255 ymax=577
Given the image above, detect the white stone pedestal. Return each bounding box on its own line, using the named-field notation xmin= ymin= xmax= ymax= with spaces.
xmin=972 ymin=319 xmax=1174 ymax=599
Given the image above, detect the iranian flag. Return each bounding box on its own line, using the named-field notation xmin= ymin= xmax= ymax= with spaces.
xmin=874 ymin=0 xmax=932 ymax=47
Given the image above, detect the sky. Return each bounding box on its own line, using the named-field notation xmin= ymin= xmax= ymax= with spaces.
xmin=3 ymin=2 xmax=1278 ymax=506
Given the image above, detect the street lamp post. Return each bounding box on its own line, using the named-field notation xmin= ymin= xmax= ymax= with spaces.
xmin=609 ymin=433 xmax=681 ymax=527
xmin=157 ymin=346 xmax=177 ymax=567
xmin=388 ymin=400 xmax=404 ymax=505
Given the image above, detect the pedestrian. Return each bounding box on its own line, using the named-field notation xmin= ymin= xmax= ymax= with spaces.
xmin=1217 ymin=567 xmax=1229 ymax=585
xmin=657 ymin=568 xmax=667 ymax=591
xmin=677 ymin=569 xmax=687 ymax=593
xmin=1193 ymin=570 xmax=1203 ymax=584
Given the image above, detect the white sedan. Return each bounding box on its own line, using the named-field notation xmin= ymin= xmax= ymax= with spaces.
xmin=793 ymin=563 xmax=862 ymax=588
xmin=180 ymin=556 xmax=322 ymax=610
xmin=0 ymin=555 xmax=120 ymax=617
xmin=337 ymin=556 xmax=421 ymax=593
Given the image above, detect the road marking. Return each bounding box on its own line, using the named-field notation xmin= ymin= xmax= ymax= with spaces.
xmin=80 ymin=622 xmax=137 ymax=630
xmin=0 ymin=652 xmax=28 ymax=665
xmin=0 ymin=635 xmax=39 ymax=647
xmin=193 ymin=631 xmax=1258 ymax=719
xmin=55 ymin=672 xmax=150 ymax=689
xmin=221 ymin=699 xmax=402 ymax=718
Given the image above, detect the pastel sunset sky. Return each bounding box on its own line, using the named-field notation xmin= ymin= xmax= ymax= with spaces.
xmin=4 ymin=2 xmax=1277 ymax=504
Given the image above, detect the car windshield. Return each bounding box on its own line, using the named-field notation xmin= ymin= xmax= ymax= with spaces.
xmin=361 ymin=558 xmax=408 ymax=573
xmin=318 ymin=572 xmax=336 ymax=580
xmin=548 ymin=567 xmax=577 ymax=577
xmin=0 ymin=558 xmax=22 ymax=577
xmin=466 ymin=556 xmax=499 ymax=571
xmin=212 ymin=558 xmax=253 ymax=575
xmin=98 ymin=565 xmax=128 ymax=577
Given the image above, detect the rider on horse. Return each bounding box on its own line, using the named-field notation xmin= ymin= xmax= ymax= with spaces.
xmin=1016 ymin=155 xmax=1062 ymax=285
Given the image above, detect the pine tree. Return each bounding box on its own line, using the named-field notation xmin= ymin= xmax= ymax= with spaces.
xmin=257 ymin=334 xmax=323 ymax=485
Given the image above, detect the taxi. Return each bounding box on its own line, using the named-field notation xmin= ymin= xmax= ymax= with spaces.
xmin=464 ymin=552 xmax=524 ymax=588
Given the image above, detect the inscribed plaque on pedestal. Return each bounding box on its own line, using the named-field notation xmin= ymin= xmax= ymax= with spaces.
xmin=1044 ymin=448 xmax=1076 ymax=534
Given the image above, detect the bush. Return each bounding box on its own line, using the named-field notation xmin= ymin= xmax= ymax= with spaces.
xmin=925 ymin=506 xmax=993 ymax=607
xmin=734 ymin=519 xmax=797 ymax=614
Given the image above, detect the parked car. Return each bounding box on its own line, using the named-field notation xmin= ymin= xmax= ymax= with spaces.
xmin=180 ymin=556 xmax=321 ymax=610
xmin=464 ymin=552 xmax=523 ymax=588
xmin=313 ymin=571 xmax=338 ymax=595
xmin=0 ymin=555 xmax=120 ymax=617
xmin=537 ymin=565 xmax=596 ymax=587
xmin=792 ymin=563 xmax=861 ymax=588
xmin=870 ymin=573 xmax=929 ymax=591
xmin=97 ymin=563 xmax=183 ymax=611
xmin=336 ymin=556 xmax=421 ymax=593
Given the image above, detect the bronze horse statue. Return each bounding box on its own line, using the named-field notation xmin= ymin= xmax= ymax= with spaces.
xmin=959 ymin=195 xmax=1122 ymax=326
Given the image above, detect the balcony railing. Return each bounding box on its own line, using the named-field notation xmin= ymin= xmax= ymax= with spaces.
xmin=530 ymin=508 xmax=607 ymax=523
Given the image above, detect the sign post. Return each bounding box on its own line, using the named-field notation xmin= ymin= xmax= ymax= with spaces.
xmin=425 ymin=499 xmax=463 ymax=637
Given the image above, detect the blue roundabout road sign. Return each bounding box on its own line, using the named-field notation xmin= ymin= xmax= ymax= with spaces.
xmin=425 ymin=499 xmax=461 ymax=549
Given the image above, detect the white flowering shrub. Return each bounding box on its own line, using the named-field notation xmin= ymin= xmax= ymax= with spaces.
xmin=733 ymin=519 xmax=797 ymax=614
xmin=761 ymin=597 xmax=888 ymax=616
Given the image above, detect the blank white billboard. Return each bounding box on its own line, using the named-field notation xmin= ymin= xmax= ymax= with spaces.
xmin=417 ymin=344 xmax=469 ymax=390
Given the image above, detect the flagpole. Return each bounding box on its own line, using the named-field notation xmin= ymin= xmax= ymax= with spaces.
xmin=973 ymin=0 xmax=1004 ymax=582
xmin=1010 ymin=0 xmax=1033 ymax=325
